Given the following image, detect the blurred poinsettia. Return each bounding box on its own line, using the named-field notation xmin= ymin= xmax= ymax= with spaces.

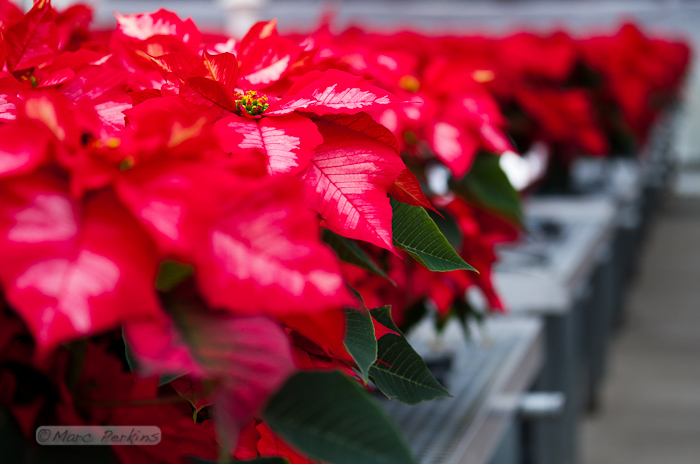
xmin=287 ymin=16 xmax=689 ymax=330
xmin=580 ymin=22 xmax=690 ymax=142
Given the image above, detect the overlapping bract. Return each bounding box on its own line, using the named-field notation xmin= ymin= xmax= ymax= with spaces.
xmin=308 ymin=22 xmax=689 ymax=165
xmin=0 ymin=2 xmax=689 ymax=464
xmin=294 ymin=19 xmax=689 ymax=327
xmin=0 ymin=3 xmax=441 ymax=464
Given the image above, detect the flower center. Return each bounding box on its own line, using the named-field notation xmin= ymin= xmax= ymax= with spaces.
xmin=19 ymin=73 xmax=38 ymax=87
xmin=399 ymin=75 xmax=420 ymax=92
xmin=233 ymin=90 xmax=269 ymax=116
xmin=471 ymin=70 xmax=495 ymax=83
xmin=119 ymin=155 xmax=135 ymax=171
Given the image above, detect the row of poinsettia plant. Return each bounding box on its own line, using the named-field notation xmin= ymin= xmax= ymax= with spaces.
xmin=0 ymin=1 xmax=689 ymax=463
xmin=0 ymin=2 xmax=524 ymax=464
xmin=291 ymin=20 xmax=689 ymax=186
xmin=279 ymin=18 xmax=690 ymax=329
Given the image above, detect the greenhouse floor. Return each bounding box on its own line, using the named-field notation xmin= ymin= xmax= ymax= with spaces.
xmin=582 ymin=191 xmax=700 ymax=464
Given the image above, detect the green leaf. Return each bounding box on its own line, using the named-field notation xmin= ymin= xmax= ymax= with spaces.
xmin=322 ymin=230 xmax=394 ymax=284
xmin=391 ymin=199 xmax=476 ymax=272
xmin=346 ymin=282 xmax=366 ymax=305
xmin=156 ymin=259 xmax=194 ymax=292
xmin=427 ymin=208 xmax=462 ymax=250
xmin=189 ymin=458 xmax=288 ymax=464
xmin=123 ymin=329 xmax=139 ymax=372
xmin=343 ymin=308 xmax=377 ymax=382
xmin=452 ymin=152 xmax=524 ymax=227
xmin=369 ymin=306 xmax=451 ymax=405
xmin=158 ymin=372 xmax=185 ymax=386
xmin=452 ymin=298 xmax=485 ymax=329
xmin=263 ymin=371 xmax=417 ymax=464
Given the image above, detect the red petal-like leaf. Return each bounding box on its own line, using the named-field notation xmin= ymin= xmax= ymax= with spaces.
xmin=0 ymin=41 xmax=6 ymax=75
xmin=123 ymin=95 xmax=190 ymax=130
xmin=60 ymin=65 xmax=130 ymax=104
xmin=0 ymin=0 xmax=22 ymax=28
xmin=125 ymin=307 xmax=294 ymax=384
xmin=0 ymin=174 xmax=162 ymax=353
xmin=0 ymin=120 xmax=52 ymax=179
xmin=372 ymin=315 xmax=399 ymax=339
xmin=194 ymin=175 xmax=353 ymax=315
xmin=441 ymin=93 xmax=513 ymax=157
xmin=213 ymin=113 xmax=322 ymax=175
xmin=237 ymin=19 xmax=278 ymax=58
xmin=124 ymin=307 xmax=295 ymax=454
xmin=234 ymin=420 xmax=261 ymax=461
xmin=38 ymin=68 xmax=75 ymax=87
xmin=268 ymin=69 xmax=400 ymax=116
xmin=280 ymin=307 xmax=349 ymax=359
xmin=480 ymin=123 xmax=513 ymax=153
xmin=430 ymin=121 xmax=479 ymax=178
xmin=92 ymin=92 xmax=132 ymax=130
xmin=128 ymin=88 xmax=162 ymax=105
xmin=238 ymin=36 xmax=298 ymax=90
xmin=0 ymin=93 xmax=19 ymax=122
xmin=117 ymin=164 xmax=350 ymax=315
xmin=115 ymin=9 xmax=202 ymax=52
xmin=182 ymin=76 xmax=236 ymax=113
xmin=55 ymin=4 xmax=92 ymax=51
xmin=388 ymin=168 xmax=441 ymax=215
xmin=203 ymin=50 xmax=238 ymax=97
xmin=321 ymin=112 xmax=400 ymax=152
xmin=142 ymin=34 xmax=195 ymax=57
xmin=41 ymin=48 xmax=105 ymax=70
xmin=148 ymin=52 xmax=207 ymax=82
xmin=5 ymin=0 xmax=58 ymax=71
xmin=115 ymin=162 xmax=232 ymax=256
xmin=22 ymin=90 xmax=80 ymax=147
xmin=301 ymin=119 xmax=404 ymax=251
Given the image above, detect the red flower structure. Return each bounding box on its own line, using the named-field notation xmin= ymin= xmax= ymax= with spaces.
xmin=0 ymin=2 xmax=688 ymax=464
xmin=310 ymin=27 xmax=513 ymax=178
xmin=292 ymin=23 xmax=525 ymax=325
xmin=515 ymin=88 xmax=608 ymax=159
xmin=0 ymin=3 xmax=481 ymax=464
xmin=580 ymin=22 xmax=690 ymax=142
xmin=284 ymin=18 xmax=689 ymax=328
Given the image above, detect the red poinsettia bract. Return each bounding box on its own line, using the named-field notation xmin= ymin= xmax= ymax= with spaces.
xmin=0 ymin=3 xmax=419 ymax=463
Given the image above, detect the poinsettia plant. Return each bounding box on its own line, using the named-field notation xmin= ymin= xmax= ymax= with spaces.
xmin=301 ymin=21 xmax=689 ymax=195
xmin=282 ymin=23 xmax=526 ymax=329
xmin=2 ymin=2 xmax=685 ymax=463
xmin=283 ymin=19 xmax=690 ymax=328
xmin=0 ymin=2 xmax=514 ymax=464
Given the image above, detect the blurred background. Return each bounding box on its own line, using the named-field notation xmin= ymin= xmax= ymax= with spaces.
xmin=33 ymin=1 xmax=700 ymax=463
xmin=53 ymin=0 xmax=700 ymax=186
